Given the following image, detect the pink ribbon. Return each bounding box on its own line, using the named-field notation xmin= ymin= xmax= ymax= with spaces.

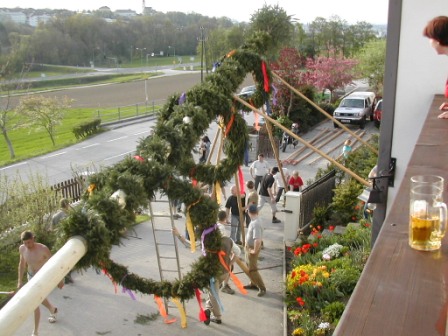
xmin=201 ymin=224 xmax=218 ymax=256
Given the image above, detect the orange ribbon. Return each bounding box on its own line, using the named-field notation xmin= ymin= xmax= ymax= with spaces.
xmin=218 ymin=250 xmax=247 ymax=295
xmin=225 ymin=114 xmax=235 ymax=136
xmin=154 ymin=295 xmax=177 ymax=324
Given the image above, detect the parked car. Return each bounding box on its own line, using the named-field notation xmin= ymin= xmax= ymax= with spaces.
xmin=333 ymin=91 xmax=376 ymax=129
xmin=373 ymin=99 xmax=383 ymax=127
xmin=238 ymin=85 xmax=256 ymax=99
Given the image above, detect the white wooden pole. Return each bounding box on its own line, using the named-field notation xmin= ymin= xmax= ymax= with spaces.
xmin=0 ymin=236 xmax=87 ymax=335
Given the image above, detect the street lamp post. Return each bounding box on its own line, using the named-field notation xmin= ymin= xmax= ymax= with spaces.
xmin=168 ymin=46 xmax=176 ymax=64
xmin=136 ymin=47 xmax=146 ymax=66
xmin=198 ymin=26 xmax=206 ymax=83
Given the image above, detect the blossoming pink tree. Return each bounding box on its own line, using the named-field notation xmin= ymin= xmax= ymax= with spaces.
xmin=304 ymin=54 xmax=358 ymax=103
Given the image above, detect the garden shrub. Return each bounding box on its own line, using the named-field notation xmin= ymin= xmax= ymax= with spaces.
xmin=321 ymin=301 xmax=345 ymax=324
xmin=72 ymin=118 xmax=101 ymax=139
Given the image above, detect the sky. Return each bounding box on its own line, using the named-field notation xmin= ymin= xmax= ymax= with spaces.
xmin=2 ymin=0 xmax=389 ymax=24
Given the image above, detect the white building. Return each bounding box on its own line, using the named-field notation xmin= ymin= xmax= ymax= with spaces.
xmin=0 ymin=10 xmax=27 ymax=24
xmin=29 ymin=14 xmax=52 ymax=27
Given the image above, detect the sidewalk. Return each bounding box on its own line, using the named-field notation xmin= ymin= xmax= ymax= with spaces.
xmin=13 ymin=172 xmax=288 ymax=336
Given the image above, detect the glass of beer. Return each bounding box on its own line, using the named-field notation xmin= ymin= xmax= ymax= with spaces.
xmin=410 ymin=175 xmax=444 ymax=200
xmin=409 ymin=179 xmax=447 ymax=251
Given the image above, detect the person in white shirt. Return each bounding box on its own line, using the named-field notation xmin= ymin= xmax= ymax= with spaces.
xmin=274 ymin=163 xmax=289 ymax=203
xmin=249 ymin=153 xmax=269 ymax=191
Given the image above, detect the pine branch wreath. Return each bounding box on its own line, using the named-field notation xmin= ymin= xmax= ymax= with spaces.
xmin=56 ymin=48 xmax=272 ymax=301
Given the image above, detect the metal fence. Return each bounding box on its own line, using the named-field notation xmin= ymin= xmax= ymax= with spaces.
xmin=95 ymin=99 xmax=166 ymax=123
xmin=300 ymin=170 xmax=336 ymax=228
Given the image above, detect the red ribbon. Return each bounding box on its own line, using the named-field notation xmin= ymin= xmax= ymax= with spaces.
xmin=101 ymin=268 xmax=118 ymax=294
xmin=238 ymin=166 xmax=245 ymax=194
xmin=194 ymin=288 xmax=207 ymax=321
xmin=261 ymin=61 xmax=270 ymax=93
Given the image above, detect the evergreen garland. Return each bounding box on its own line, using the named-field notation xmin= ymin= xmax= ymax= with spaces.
xmin=56 ymin=48 xmax=272 ymax=300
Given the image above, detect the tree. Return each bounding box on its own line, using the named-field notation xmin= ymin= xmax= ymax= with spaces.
xmin=304 ymin=54 xmax=358 ymax=102
xmin=248 ymin=4 xmax=294 ymax=59
xmin=355 ymin=39 xmax=386 ymax=95
xmin=0 ymin=53 xmax=32 ymax=159
xmin=270 ymin=47 xmax=306 ymax=117
xmin=304 ymin=17 xmax=377 ymax=58
xmin=16 ymin=95 xmax=73 ymax=146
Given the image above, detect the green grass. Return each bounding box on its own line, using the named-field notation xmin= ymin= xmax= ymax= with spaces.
xmin=0 ymin=102 xmax=163 ymax=167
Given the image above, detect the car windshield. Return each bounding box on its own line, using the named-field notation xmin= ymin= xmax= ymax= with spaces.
xmin=341 ymin=99 xmax=365 ymax=108
xmin=240 ymin=85 xmax=256 ymax=95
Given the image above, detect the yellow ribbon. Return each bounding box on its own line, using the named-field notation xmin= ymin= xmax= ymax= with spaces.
xmin=171 ymin=297 xmax=187 ymax=328
xmin=186 ymin=210 xmax=196 ymax=253
xmin=215 ymin=182 xmax=222 ymax=205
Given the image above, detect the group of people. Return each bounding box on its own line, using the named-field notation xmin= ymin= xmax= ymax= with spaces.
xmin=203 ymin=204 xmax=266 ymax=326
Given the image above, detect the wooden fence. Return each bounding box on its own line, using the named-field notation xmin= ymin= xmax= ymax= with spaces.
xmin=51 ymin=178 xmax=84 ymax=202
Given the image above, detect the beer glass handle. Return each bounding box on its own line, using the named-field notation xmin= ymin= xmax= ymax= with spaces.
xmin=436 ymin=202 xmax=447 ymax=234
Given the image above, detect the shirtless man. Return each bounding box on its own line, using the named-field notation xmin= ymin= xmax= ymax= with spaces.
xmin=18 ymin=231 xmax=63 ymax=336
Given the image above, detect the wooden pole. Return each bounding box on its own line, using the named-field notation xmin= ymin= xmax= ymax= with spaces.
xmin=309 ymin=130 xmax=363 ymax=164
xmin=284 ymin=129 xmax=329 ymax=164
xmin=206 ymin=124 xmax=221 ymax=165
xmin=234 ymin=95 xmax=370 ymax=187
xmin=0 ymin=236 xmax=87 ymax=335
xmin=271 ymin=71 xmax=378 ymax=156
xmin=234 ymin=172 xmax=246 ymax=246
xmin=263 ymin=108 xmax=288 ymax=190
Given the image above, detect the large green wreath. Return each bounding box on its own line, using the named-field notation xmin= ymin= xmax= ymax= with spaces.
xmin=57 ymin=45 xmax=273 ymax=301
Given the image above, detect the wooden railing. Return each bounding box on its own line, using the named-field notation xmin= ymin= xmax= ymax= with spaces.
xmin=335 ymin=95 xmax=448 ymax=335
xmin=52 ymin=178 xmax=84 ymax=202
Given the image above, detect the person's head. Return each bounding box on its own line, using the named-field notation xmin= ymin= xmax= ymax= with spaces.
xmin=21 ymin=231 xmax=35 ymax=249
xmin=60 ymin=198 xmax=70 ymax=209
xmin=230 ymin=185 xmax=237 ymax=195
xmin=246 ymin=180 xmax=254 ymax=190
xmin=218 ymin=210 xmax=227 ymax=222
xmin=272 ymin=167 xmax=279 ymax=175
xmin=248 ymin=204 xmax=258 ymax=218
xmin=344 ymin=139 xmax=351 ymax=146
xmin=292 ymin=170 xmax=299 ymax=177
xmin=258 ymin=153 xmax=264 ymax=161
xmin=202 ymin=135 xmax=210 ymax=143
xmin=423 ymin=16 xmax=448 ymax=55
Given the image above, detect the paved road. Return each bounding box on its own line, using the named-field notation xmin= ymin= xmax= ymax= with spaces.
xmin=0 ymin=72 xmax=254 ymax=184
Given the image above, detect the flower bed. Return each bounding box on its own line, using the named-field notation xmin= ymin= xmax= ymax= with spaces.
xmin=286 ymin=222 xmax=371 ymax=335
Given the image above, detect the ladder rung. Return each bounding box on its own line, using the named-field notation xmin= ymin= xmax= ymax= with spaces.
xmin=156 ymin=243 xmax=176 ymax=247
xmin=154 ymin=228 xmax=173 ymax=232
xmin=159 ymin=256 xmax=177 ymax=260
xmin=161 ymin=269 xmax=179 ymax=273
xmin=151 ymin=214 xmax=172 ymax=218
xmin=151 ymin=199 xmax=170 ymax=203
